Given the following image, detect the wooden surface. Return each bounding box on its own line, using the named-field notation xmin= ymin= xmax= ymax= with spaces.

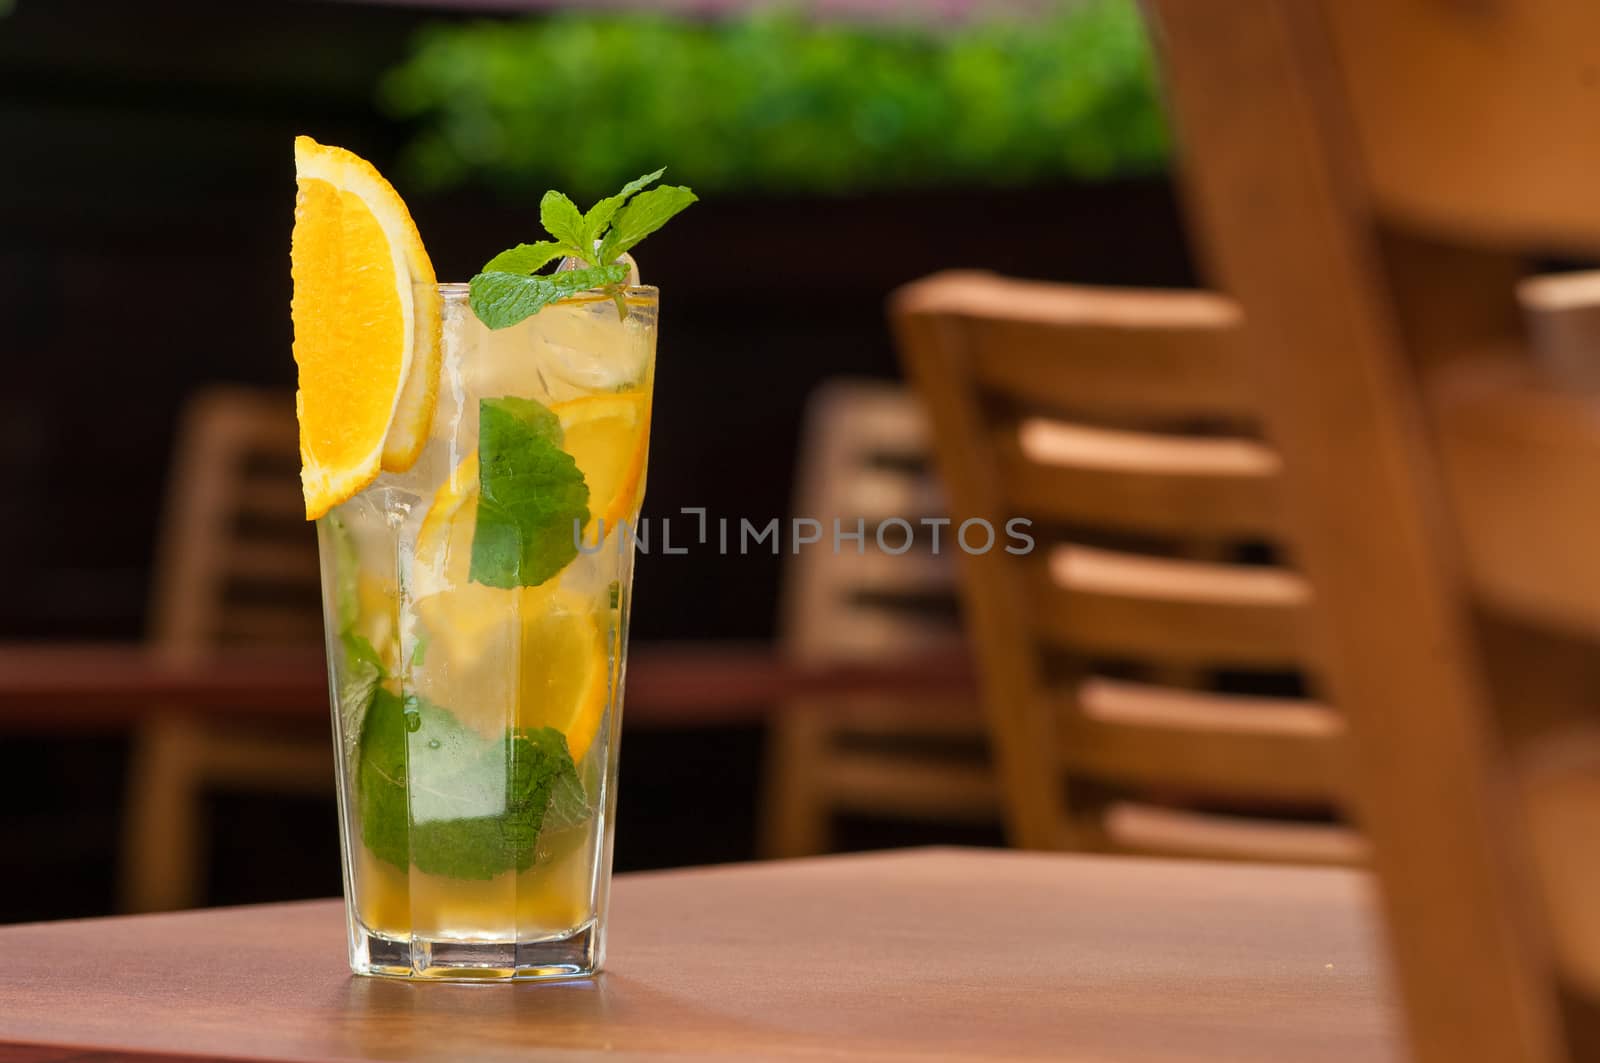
xmin=0 ymin=641 xmax=973 ymax=729
xmin=1144 ymin=2 xmax=1583 ymax=1060
xmin=124 ymin=385 xmax=332 ymax=911
xmin=763 ymin=380 xmax=992 ymax=859
xmin=891 ymin=271 xmax=1354 ymax=864
xmin=0 ymin=644 xmax=330 ymax=723
xmin=0 ymin=848 xmax=1401 ymax=1063
xmin=1317 ymin=0 xmax=1600 ymax=254
xmin=1428 ymin=351 xmax=1600 ymax=637
xmin=148 ymin=386 xmax=320 ymax=654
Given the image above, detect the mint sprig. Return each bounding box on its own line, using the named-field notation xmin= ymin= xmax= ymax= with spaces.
xmin=469 ymin=168 xmax=695 ymax=329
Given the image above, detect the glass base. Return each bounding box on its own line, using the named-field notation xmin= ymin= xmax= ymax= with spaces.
xmin=351 ymin=920 xmax=601 ymax=981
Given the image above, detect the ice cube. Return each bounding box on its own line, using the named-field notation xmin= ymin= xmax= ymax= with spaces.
xmin=534 ymin=297 xmax=654 ymax=395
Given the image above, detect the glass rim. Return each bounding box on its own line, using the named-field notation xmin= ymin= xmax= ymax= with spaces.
xmin=430 ymin=281 xmax=659 ymax=305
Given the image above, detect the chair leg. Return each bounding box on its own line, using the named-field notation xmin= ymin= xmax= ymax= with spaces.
xmin=120 ymin=716 xmax=205 ymax=913
xmin=760 ymin=703 xmax=833 ymax=859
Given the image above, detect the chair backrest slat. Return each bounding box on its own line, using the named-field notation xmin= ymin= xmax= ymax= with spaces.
xmin=1320 ymin=2 xmax=1600 ymax=254
xmin=995 ymin=418 xmax=1284 ymax=537
xmin=937 ymin=274 xmax=1252 ymax=419
xmin=1061 ymin=678 xmax=1346 ymax=803
xmin=1030 ymin=546 xmax=1312 ymax=667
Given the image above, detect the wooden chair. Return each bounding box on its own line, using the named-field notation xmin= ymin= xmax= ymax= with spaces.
xmin=121 ymin=386 xmax=328 ymax=912
xmin=891 ymin=274 xmax=1363 ymax=864
xmin=760 ymin=379 xmax=997 ymax=858
xmin=1143 ymin=1 xmax=1600 ymax=1059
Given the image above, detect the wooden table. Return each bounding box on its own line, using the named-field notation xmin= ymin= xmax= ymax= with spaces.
xmin=0 ymin=849 xmax=1401 ymax=1062
xmin=0 ymin=641 xmax=974 ymax=731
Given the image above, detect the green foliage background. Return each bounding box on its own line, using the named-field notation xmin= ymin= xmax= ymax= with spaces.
xmin=381 ymin=0 xmax=1168 ymax=198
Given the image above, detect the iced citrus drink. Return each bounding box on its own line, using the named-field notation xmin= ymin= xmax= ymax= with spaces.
xmin=291 ymin=137 xmax=691 ymax=979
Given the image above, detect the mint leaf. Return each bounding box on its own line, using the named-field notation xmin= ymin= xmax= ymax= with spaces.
xmin=597 ymin=184 xmax=697 ymax=264
xmin=356 ymin=687 xmax=412 ymax=871
xmin=581 ymin=167 xmax=665 ymax=249
xmin=523 ymin=727 xmax=590 ymax=834
xmin=336 ymin=633 xmax=383 ymax=762
xmin=357 ymin=692 xmax=592 ymax=880
xmin=343 ymin=630 xmax=385 ymax=675
xmin=469 ymin=396 xmax=590 ymax=588
xmin=539 ymin=190 xmax=587 ymax=252
xmin=469 ymin=168 xmax=693 ymax=330
xmin=469 ymin=264 xmax=629 ymax=330
xmin=482 ymin=240 xmax=569 ymax=275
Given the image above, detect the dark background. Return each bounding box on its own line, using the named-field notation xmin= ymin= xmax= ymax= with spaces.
xmin=0 ymin=0 xmax=1190 ymax=921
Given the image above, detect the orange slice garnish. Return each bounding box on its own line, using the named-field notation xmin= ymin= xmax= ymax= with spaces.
xmin=291 ymin=136 xmax=440 ymax=518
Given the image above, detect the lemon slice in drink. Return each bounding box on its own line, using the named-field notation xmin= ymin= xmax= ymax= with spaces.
xmin=355 ymin=570 xmax=400 ymax=674
xmin=412 ymin=451 xmax=481 ymax=603
xmin=411 ymin=582 xmax=608 ymax=761
xmin=412 ymin=449 xmax=612 ymax=760
xmin=555 ymin=393 xmax=650 ymax=531
xmin=515 ymin=590 xmax=608 ymax=760
xmin=291 ymin=137 xmax=441 ymax=518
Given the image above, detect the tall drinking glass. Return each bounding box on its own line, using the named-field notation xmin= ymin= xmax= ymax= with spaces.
xmin=316 ymin=282 xmax=655 ymax=979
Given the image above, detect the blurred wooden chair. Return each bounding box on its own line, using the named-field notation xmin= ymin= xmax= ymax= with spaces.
xmin=892 ymin=274 xmax=1362 ymax=864
xmin=121 ymin=386 xmax=327 ymax=912
xmin=761 ymin=379 xmax=997 ymax=857
xmin=1146 ymin=1 xmax=1600 ymax=1060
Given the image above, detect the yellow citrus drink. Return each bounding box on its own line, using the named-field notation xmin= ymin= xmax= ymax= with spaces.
xmin=317 ymin=288 xmax=655 ymax=978
xmin=291 ymin=137 xmax=689 ymax=980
